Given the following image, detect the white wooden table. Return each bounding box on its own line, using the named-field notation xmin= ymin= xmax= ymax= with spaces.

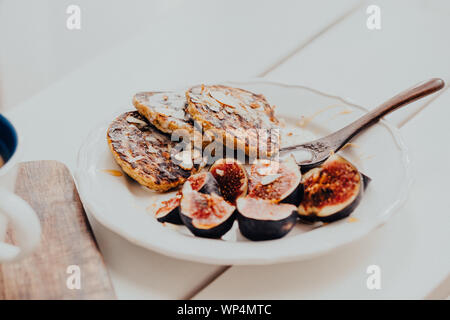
xmin=5 ymin=0 xmax=450 ymax=299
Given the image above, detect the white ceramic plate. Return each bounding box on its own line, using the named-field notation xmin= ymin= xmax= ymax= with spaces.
xmin=75 ymin=79 xmax=411 ymax=265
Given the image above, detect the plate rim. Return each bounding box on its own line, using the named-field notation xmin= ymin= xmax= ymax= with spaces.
xmin=75 ymin=78 xmax=412 ymax=265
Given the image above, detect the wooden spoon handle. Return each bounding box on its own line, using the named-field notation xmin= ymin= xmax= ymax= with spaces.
xmin=328 ymin=78 xmax=445 ymax=151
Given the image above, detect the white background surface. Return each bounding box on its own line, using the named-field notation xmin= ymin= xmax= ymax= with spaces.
xmin=0 ymin=0 xmax=178 ymax=110
xmin=1 ymin=0 xmax=449 ymax=299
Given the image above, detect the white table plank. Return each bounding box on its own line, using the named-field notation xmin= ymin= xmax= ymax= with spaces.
xmin=194 ymin=0 xmax=450 ymax=299
xmin=267 ymin=0 xmax=450 ymax=127
xmin=0 ymin=0 xmax=174 ymax=110
xmin=5 ymin=0 xmax=359 ymax=299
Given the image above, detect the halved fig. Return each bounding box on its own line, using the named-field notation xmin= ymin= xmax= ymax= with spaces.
xmin=298 ymin=154 xmax=364 ymax=222
xmin=236 ymin=197 xmax=297 ymax=241
xmin=210 ymin=158 xmax=248 ymax=204
xmin=155 ymin=173 xmax=219 ymax=225
xmin=155 ymin=192 xmax=183 ymax=225
xmin=180 ymin=182 xmax=236 ymax=238
xmin=361 ymin=173 xmax=372 ymax=190
xmin=247 ymin=155 xmax=303 ymax=205
xmin=186 ymin=171 xmax=220 ymax=195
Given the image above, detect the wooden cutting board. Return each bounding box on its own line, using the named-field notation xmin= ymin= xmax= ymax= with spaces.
xmin=0 ymin=161 xmax=116 ymax=299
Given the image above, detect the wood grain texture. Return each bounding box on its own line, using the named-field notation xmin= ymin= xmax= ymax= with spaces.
xmin=0 ymin=161 xmax=115 ymax=299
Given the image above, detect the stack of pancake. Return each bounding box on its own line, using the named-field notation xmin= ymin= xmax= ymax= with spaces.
xmin=107 ymin=84 xmax=280 ymax=192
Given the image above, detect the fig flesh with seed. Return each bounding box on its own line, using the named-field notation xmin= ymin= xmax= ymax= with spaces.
xmin=298 ymin=154 xmax=365 ymax=222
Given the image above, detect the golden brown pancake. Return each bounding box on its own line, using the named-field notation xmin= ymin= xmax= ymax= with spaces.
xmin=133 ymin=91 xmax=194 ymax=134
xmin=186 ymin=85 xmax=280 ymax=157
xmin=107 ymin=111 xmax=199 ymax=192
xmin=133 ymin=91 xmax=211 ymax=148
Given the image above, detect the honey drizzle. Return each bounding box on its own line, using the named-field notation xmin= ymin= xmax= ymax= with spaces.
xmin=102 ymin=169 xmax=123 ymax=177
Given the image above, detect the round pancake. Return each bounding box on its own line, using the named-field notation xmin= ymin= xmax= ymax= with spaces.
xmin=133 ymin=91 xmax=210 ymax=148
xmin=107 ymin=111 xmax=198 ymax=192
xmin=186 ymin=85 xmax=280 ymax=157
xmin=133 ymin=91 xmax=194 ymax=134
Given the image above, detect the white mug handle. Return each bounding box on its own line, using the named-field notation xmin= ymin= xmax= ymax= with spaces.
xmin=0 ymin=187 xmax=41 ymax=262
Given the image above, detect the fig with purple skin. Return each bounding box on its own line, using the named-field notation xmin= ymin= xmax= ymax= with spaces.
xmin=155 ymin=192 xmax=183 ymax=225
xmin=248 ymin=155 xmax=303 ymax=206
xmin=298 ymin=154 xmax=366 ymax=222
xmin=237 ymin=197 xmax=297 ymax=241
xmin=186 ymin=171 xmax=221 ymax=195
xmin=155 ymin=172 xmax=220 ymax=225
xmin=210 ymin=158 xmax=248 ymax=204
xmin=180 ymin=182 xmax=236 ymax=239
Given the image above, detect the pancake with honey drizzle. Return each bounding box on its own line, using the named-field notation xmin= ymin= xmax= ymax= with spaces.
xmin=186 ymin=85 xmax=280 ymax=157
xmin=107 ymin=111 xmax=200 ymax=192
xmin=132 ymin=91 xmax=194 ymax=134
xmin=133 ymin=91 xmax=210 ymax=147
